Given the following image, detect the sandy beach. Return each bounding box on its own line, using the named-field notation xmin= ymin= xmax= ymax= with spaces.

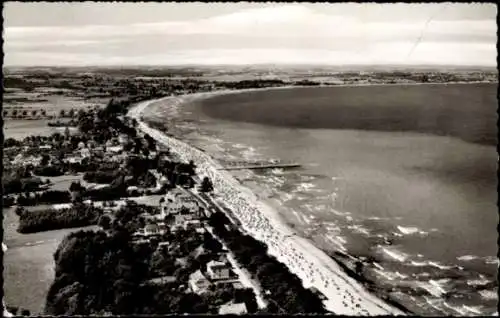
xmin=128 ymin=92 xmax=405 ymax=315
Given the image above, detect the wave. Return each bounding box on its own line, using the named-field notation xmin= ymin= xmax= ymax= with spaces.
xmin=396 ymin=226 xmax=420 ymax=235
xmin=296 ymin=182 xmax=317 ymax=192
xmin=462 ymin=305 xmax=484 ymax=315
xmin=479 ymin=289 xmax=498 ymax=300
xmin=373 ymin=268 xmax=410 ymax=281
xmin=346 ymin=224 xmax=371 ymax=236
xmin=418 ymin=280 xmax=448 ymax=297
xmin=410 ymin=260 xmax=428 ymax=267
xmin=457 ymin=255 xmax=480 ymax=261
xmin=380 ymin=247 xmax=409 ymax=262
xmin=427 ymin=261 xmax=455 ymax=270
xmin=484 ymin=256 xmax=499 ymax=265
xmin=395 ymin=225 xmax=429 ymax=236
xmin=270 ymin=168 xmax=285 ymax=175
xmin=331 ymin=209 xmax=352 ymax=217
xmin=466 ymin=277 xmax=491 ymax=287
xmin=456 ymin=255 xmax=499 ymax=265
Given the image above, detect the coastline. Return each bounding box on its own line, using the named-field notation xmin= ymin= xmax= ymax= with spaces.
xmin=128 ymin=92 xmax=406 ymax=315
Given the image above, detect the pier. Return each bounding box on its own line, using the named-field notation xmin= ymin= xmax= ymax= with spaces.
xmin=218 ymin=163 xmax=301 ymax=171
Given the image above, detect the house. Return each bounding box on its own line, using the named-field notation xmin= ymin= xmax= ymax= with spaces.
xmin=144 ymin=276 xmax=177 ymax=286
xmin=218 ymin=301 xmax=248 ymax=315
xmin=188 ymin=270 xmax=212 ymax=294
xmin=158 ymin=241 xmax=170 ymax=250
xmin=126 ymin=186 xmax=141 ymax=195
xmin=206 ymin=260 xmax=232 ymax=281
xmin=80 ymin=148 xmax=91 ymax=158
xmin=107 ymin=145 xmax=123 ymax=153
xmin=183 ymin=219 xmax=203 ymax=231
xmin=215 ymin=280 xmax=244 ymax=290
xmin=66 ymin=156 xmax=83 ymax=164
xmin=144 ymin=223 xmax=160 ymax=236
xmin=118 ymin=134 xmax=129 ymax=145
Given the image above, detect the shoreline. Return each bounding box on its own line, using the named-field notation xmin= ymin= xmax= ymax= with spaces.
xmin=128 ymin=92 xmax=406 ymax=315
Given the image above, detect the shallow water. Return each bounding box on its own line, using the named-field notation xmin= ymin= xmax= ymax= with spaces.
xmin=144 ymin=83 xmax=498 ymax=315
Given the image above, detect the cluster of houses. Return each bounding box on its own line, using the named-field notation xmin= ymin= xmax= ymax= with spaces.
xmin=129 ymin=187 xmax=251 ymax=314
xmin=64 ymin=133 xmax=130 ymax=165
xmin=132 ymin=188 xmax=207 ymax=240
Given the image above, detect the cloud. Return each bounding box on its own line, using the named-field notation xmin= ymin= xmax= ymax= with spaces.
xmin=3 ymin=4 xmax=497 ymax=66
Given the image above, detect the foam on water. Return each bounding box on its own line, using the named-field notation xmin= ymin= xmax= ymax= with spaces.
xmin=484 ymin=256 xmax=499 ymax=265
xmin=479 ymin=289 xmax=498 ymax=300
xmin=271 ymin=168 xmax=285 ymax=175
xmin=380 ymin=247 xmax=409 ymax=262
xmin=296 ymin=182 xmax=317 ymax=192
xmin=462 ymin=305 xmax=484 ymax=315
xmin=397 ymin=226 xmax=420 ymax=235
xmin=457 ymin=255 xmax=480 ymax=261
xmin=428 ymin=261 xmax=455 ymax=270
xmin=331 ymin=209 xmax=352 ymax=217
xmin=410 ymin=260 xmax=428 ymax=267
xmin=466 ymin=276 xmax=491 ymax=287
xmin=419 ymin=281 xmax=447 ymax=297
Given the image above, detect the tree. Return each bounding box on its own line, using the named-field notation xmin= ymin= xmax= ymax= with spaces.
xmin=3 ymin=110 xmax=8 ymax=117
xmin=12 ymin=109 xmax=18 ymax=117
xmin=22 ymin=110 xmax=28 ymax=117
xmin=32 ymin=109 xmax=37 ymax=117
xmin=41 ymin=154 xmax=51 ymax=166
xmin=41 ymin=109 xmax=47 ymax=117
xmin=98 ymin=215 xmax=111 ymax=230
xmin=15 ymin=206 xmax=26 ymax=216
xmin=68 ymin=108 xmax=75 ymax=118
xmin=60 ymin=109 xmax=66 ymax=118
xmin=188 ymin=160 xmax=196 ymax=176
xmin=200 ymin=177 xmax=214 ymax=193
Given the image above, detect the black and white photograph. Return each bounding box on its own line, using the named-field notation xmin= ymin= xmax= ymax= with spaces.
xmin=2 ymin=2 xmax=498 ymax=316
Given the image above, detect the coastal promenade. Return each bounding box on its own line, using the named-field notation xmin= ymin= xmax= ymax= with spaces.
xmin=128 ymin=96 xmax=405 ymax=316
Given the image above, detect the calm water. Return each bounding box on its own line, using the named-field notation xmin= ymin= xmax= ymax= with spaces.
xmin=146 ymin=83 xmax=498 ymax=316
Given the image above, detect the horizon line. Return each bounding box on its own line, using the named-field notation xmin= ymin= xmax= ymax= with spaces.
xmin=4 ymin=63 xmax=497 ymax=69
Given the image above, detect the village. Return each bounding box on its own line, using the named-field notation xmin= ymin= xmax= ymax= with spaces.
xmin=3 ymin=96 xmax=273 ymax=315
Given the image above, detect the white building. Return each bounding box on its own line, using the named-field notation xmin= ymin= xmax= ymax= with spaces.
xmin=144 ymin=223 xmax=160 ymax=236
xmin=206 ymin=260 xmax=231 ymax=281
xmin=188 ymin=270 xmax=212 ymax=294
xmin=218 ymin=302 xmax=248 ymax=315
xmin=183 ymin=219 xmax=203 ymax=231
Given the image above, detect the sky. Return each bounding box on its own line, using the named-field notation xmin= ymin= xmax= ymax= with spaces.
xmin=3 ymin=2 xmax=497 ymax=67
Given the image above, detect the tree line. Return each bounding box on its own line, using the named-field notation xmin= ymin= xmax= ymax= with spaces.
xmin=208 ymin=211 xmax=327 ymax=314
xmin=17 ymin=203 xmax=103 ymax=234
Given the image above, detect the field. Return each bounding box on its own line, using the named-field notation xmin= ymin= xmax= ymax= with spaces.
xmin=3 ymin=120 xmax=56 ymax=139
xmin=3 ymin=206 xmax=99 ymax=315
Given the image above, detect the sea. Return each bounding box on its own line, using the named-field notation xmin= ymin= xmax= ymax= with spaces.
xmin=143 ymin=83 xmax=498 ymax=316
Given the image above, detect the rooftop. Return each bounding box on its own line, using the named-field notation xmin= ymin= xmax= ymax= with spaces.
xmin=207 ymin=260 xmax=228 ymax=268
xmin=189 ymin=269 xmax=208 ymax=283
xmin=218 ymin=302 xmax=248 ymax=315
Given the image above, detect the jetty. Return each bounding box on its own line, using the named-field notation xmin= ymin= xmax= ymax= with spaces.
xmin=218 ymin=162 xmax=301 ymax=171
